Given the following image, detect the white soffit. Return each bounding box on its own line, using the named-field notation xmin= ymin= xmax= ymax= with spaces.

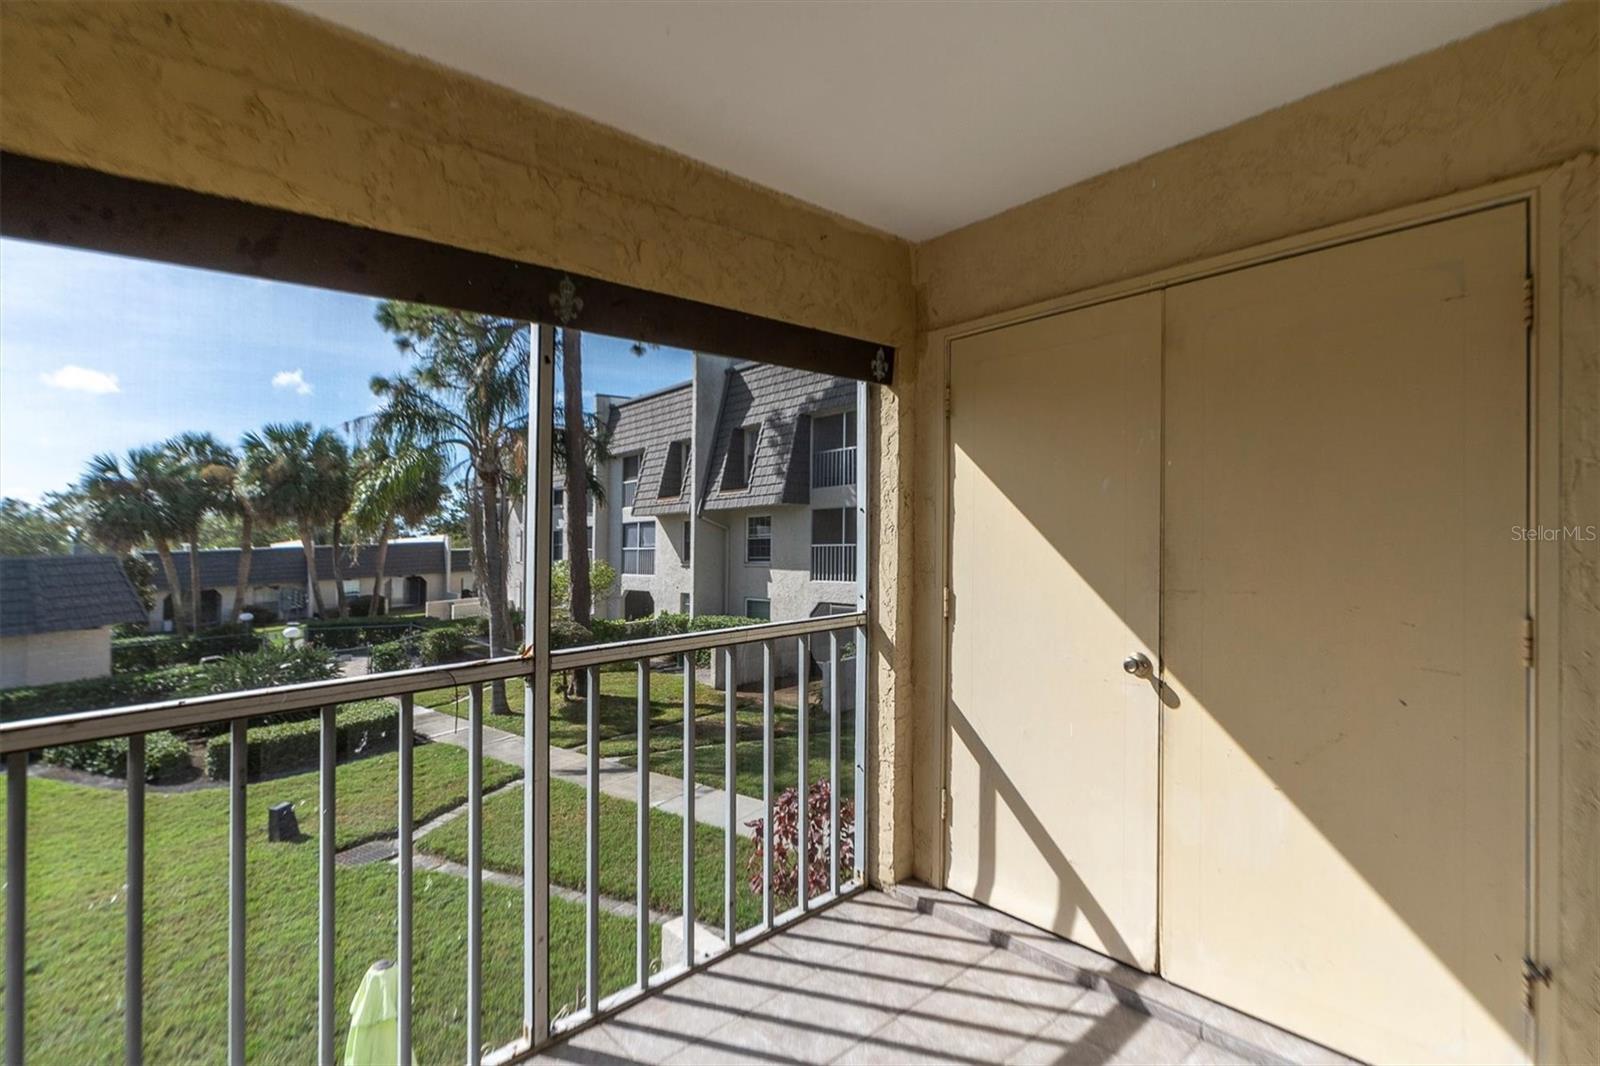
xmin=288 ymin=0 xmax=1552 ymax=241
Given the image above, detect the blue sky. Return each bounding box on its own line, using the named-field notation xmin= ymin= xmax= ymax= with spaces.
xmin=0 ymin=238 xmax=692 ymax=503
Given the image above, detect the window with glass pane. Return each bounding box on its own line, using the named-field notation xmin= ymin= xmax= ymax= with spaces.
xmin=682 ymin=520 xmax=692 ymax=566
xmin=621 ymin=452 xmax=641 ymax=507
xmin=746 ymin=515 xmax=773 ymax=563
xmin=745 ymin=598 xmax=772 ymax=621
xmin=622 ymin=519 xmax=655 ymax=574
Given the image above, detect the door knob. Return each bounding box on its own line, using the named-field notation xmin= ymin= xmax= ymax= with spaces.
xmin=1123 ymin=653 xmax=1153 ymax=679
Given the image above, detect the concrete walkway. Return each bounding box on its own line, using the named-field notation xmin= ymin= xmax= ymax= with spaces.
xmin=412 ymin=706 xmax=763 ymax=838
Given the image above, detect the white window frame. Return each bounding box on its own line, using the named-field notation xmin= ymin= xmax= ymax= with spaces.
xmin=744 ymin=598 xmax=771 ymax=622
xmin=746 ymin=515 xmax=773 ymax=564
xmin=621 ymin=519 xmax=655 ymax=575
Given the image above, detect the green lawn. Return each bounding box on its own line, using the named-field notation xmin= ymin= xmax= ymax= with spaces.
xmin=422 ymin=778 xmax=776 ymax=933
xmin=419 ymin=667 xmax=856 ymax=799
xmin=0 ymin=747 xmax=654 ymax=1065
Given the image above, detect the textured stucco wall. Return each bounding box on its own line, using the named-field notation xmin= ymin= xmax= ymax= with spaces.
xmin=0 ymin=0 xmax=919 ymax=884
xmin=0 ymin=628 xmax=112 ymax=687
xmin=909 ymin=5 xmax=1598 ymax=1060
xmin=1557 ymin=153 xmax=1600 ymax=1066
xmin=913 ymin=1 xmax=1599 ymax=331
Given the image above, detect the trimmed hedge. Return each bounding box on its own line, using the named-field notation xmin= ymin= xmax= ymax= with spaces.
xmin=0 ymin=645 xmax=338 ymax=724
xmin=369 ymin=640 xmax=414 ymax=674
xmin=204 ymin=699 xmax=400 ymax=779
xmin=419 ymin=626 xmax=470 ymax=664
xmin=113 ymin=630 xmax=262 ymax=673
xmin=41 ymin=730 xmax=191 ymax=782
xmin=0 ymin=664 xmax=207 ymax=722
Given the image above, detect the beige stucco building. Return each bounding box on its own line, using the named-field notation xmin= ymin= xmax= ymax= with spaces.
xmin=0 ymin=555 xmax=147 ymax=687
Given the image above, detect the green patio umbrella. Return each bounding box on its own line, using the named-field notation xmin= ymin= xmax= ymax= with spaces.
xmin=343 ymin=960 xmax=417 ymax=1066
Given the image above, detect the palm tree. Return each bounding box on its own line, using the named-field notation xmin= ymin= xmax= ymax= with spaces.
xmin=174 ymin=435 xmax=263 ymax=624
xmin=166 ymin=433 xmax=236 ymax=629
xmin=350 ymin=434 xmax=447 ymax=615
xmin=239 ymin=423 xmax=352 ymax=619
xmin=560 ymin=327 xmax=593 ymax=629
xmin=82 ymin=447 xmax=189 ymax=632
xmin=369 ymin=302 xmax=528 ymax=713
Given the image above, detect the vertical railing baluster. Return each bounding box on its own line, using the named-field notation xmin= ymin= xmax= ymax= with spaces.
xmin=229 ymin=718 xmax=247 ymax=1066
xmin=398 ymin=693 xmax=414 ymax=1066
xmin=6 ymin=751 xmax=24 ymax=1066
xmin=854 ymin=382 xmax=869 ymax=889
xmin=636 ymin=660 xmax=650 ymax=991
xmin=797 ymin=636 xmax=809 ymax=912
xmin=468 ymin=683 xmax=484 ymax=1064
xmin=127 ymin=734 xmax=145 ymax=1066
xmin=762 ymin=641 xmax=774 ymax=929
xmin=527 ymin=320 xmax=556 ymax=1046
xmin=828 ymin=632 xmax=841 ymax=898
xmin=318 ymin=708 xmax=334 ymax=1066
xmin=584 ymin=668 xmax=600 ymax=1012
xmin=853 ymin=625 xmax=867 ymax=885
xmin=723 ymin=648 xmax=736 ymax=948
xmin=681 ymin=654 xmax=696 ymax=965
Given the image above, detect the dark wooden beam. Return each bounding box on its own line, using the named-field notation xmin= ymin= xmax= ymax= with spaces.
xmin=0 ymin=151 xmax=893 ymax=384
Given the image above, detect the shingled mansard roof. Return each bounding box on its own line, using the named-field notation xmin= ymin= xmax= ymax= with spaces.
xmin=142 ymin=540 xmax=451 ymax=593
xmin=0 ymin=554 xmax=147 ymax=637
xmin=700 ymin=362 xmax=855 ymax=513
xmin=606 ymin=382 xmax=693 ymax=517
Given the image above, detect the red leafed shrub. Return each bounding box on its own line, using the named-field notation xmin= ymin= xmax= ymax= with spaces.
xmin=746 ymin=781 xmax=855 ymax=902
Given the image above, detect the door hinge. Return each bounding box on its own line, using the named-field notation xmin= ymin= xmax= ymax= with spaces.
xmin=1521 ymin=616 xmax=1535 ymax=668
xmin=943 ymin=384 xmax=952 ymax=417
xmin=1524 ymin=275 xmax=1535 ymax=329
xmin=943 ymin=587 xmax=952 ymax=621
xmin=940 ymin=787 xmax=949 ymax=823
xmin=1523 ymin=956 xmax=1552 ymax=1013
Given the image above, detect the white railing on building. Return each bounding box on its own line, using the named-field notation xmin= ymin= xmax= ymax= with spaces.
xmin=0 ymin=612 xmax=867 ymax=1066
xmin=811 ymin=445 xmax=857 ymax=489
xmin=811 ymin=543 xmax=857 ymax=582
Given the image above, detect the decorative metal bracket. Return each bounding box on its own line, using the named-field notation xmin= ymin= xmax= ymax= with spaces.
xmin=871 ymin=348 xmax=890 ymax=382
xmin=549 ymin=276 xmax=584 ymax=325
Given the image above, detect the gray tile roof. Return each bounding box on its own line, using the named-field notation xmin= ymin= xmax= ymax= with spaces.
xmin=607 ymin=383 xmax=692 ymax=517
xmin=0 ymin=554 xmax=147 ymax=637
xmin=701 ymin=363 xmax=855 ymax=512
xmin=143 ymin=540 xmax=450 ymax=593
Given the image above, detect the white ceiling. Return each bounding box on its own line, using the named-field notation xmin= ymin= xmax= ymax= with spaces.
xmin=289 ymin=0 xmax=1550 ymax=242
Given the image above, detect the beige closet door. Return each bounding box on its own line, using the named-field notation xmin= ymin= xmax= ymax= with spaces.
xmin=1161 ymin=205 xmax=1530 ymax=1064
xmin=947 ymin=292 xmax=1161 ymax=970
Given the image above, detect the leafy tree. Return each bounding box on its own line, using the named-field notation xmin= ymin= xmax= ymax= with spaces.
xmin=239 ymin=423 xmax=352 ymax=619
xmin=550 ymin=558 xmax=618 ymax=619
xmin=0 ymin=497 xmax=73 ymax=555
xmin=82 ymin=447 xmax=191 ymax=632
xmin=349 ymin=433 xmax=447 ymax=616
xmin=369 ymin=303 xmax=527 ymax=713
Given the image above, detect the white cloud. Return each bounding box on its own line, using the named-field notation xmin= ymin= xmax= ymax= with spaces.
xmin=272 ymin=369 xmax=313 ymax=396
xmin=39 ymin=365 xmax=120 ymax=395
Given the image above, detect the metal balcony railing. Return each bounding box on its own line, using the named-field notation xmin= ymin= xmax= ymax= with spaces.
xmin=811 ymin=543 xmax=857 ymax=582
xmin=0 ymin=612 xmax=867 ymax=1066
xmin=811 ymin=445 xmax=856 ymax=489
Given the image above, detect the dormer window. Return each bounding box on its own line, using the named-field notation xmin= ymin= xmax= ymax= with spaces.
xmin=660 ymin=439 xmax=690 ymax=499
xmin=724 ymin=425 xmax=761 ymax=490
xmin=622 ymin=453 xmax=641 ymax=508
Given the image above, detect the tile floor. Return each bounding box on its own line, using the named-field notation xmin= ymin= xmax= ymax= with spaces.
xmin=534 ymin=892 xmax=1243 ymax=1065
